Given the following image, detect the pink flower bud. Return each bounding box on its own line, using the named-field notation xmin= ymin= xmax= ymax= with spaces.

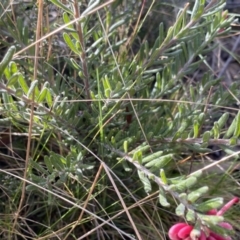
xmin=168 ymin=197 xmax=238 ymax=240
xmin=199 ymin=231 xmax=207 ymax=240
xmin=207 ymin=209 xmax=218 ymax=215
xmin=168 ymin=223 xmax=188 ymax=240
xmin=177 ymin=225 xmax=193 ymax=239
xmin=209 ymin=231 xmax=232 ymax=240
xmin=217 ymin=197 xmax=239 ymax=216
xmin=207 ymin=236 xmax=217 ymax=240
xmin=219 ymin=222 xmax=233 ymax=230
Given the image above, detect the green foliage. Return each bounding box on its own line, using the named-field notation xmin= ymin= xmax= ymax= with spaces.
xmin=0 ymin=0 xmax=240 ymax=239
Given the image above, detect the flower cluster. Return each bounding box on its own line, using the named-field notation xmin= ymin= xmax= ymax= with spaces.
xmin=168 ymin=222 xmax=232 ymax=240
xmin=168 ymin=197 xmax=239 ymax=240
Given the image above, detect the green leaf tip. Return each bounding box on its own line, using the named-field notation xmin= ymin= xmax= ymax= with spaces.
xmin=0 ymin=46 xmax=16 ymax=79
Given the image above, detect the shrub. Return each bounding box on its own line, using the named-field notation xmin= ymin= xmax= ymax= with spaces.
xmin=0 ymin=0 xmax=240 ymax=239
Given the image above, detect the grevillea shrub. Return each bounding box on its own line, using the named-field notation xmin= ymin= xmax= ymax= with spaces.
xmin=168 ymin=197 xmax=239 ymax=240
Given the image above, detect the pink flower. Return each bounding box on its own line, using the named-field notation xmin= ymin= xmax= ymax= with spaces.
xmin=168 ymin=223 xmax=193 ymax=240
xmin=168 ymin=197 xmax=239 ymax=240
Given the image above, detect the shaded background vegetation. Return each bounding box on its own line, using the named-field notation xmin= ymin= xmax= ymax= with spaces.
xmin=0 ymin=0 xmax=240 ymax=239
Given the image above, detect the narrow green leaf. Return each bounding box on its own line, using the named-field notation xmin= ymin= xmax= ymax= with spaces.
xmin=133 ymin=144 xmax=149 ymax=153
xmin=196 ymin=197 xmax=223 ymax=212
xmin=165 ymin=26 xmax=174 ymax=43
xmin=18 ymin=74 xmax=29 ymax=94
xmin=138 ymin=170 xmax=152 ymax=193
xmin=4 ymin=64 xmax=11 ymax=80
xmin=160 ymin=169 xmax=168 ymax=184
xmin=202 ymin=131 xmax=211 ymax=143
xmin=63 ymin=32 xmax=79 ymax=55
xmin=133 ymin=150 xmax=142 ymax=164
xmin=198 ymin=112 xmax=205 ymax=125
xmin=142 ymin=151 xmax=163 ymax=163
xmin=233 ymin=111 xmax=240 ymax=137
xmin=123 ymin=140 xmax=128 ymax=153
xmin=122 ymin=160 xmax=132 ymax=172
xmin=37 ymin=87 xmax=48 ymax=103
xmin=229 ymin=136 xmax=237 ymax=146
xmin=224 ymin=116 xmax=236 ymax=139
xmin=2 ymin=92 xmax=18 ymax=111
xmin=111 ymin=136 xmax=116 ymax=145
xmin=9 ymin=61 xmax=18 ymax=74
xmin=44 ymin=156 xmax=53 ymax=173
xmin=189 ymin=170 xmax=203 ymax=179
xmin=82 ymin=0 xmax=100 ymax=15
xmin=46 ymin=89 xmax=53 ymax=107
xmin=30 ymin=160 xmax=49 ymax=174
xmin=109 ymin=19 xmax=125 ymax=32
xmin=187 ymin=186 xmax=209 ymax=203
xmin=7 ymin=73 xmax=19 ymax=87
xmin=105 ymin=9 xmax=111 ymax=31
xmin=193 ymin=119 xmax=199 ymax=138
xmin=151 ymin=36 xmax=160 ymax=54
xmin=169 ymin=176 xmax=197 ymax=192
xmin=173 ymin=6 xmax=188 ymax=36
xmin=103 ymin=76 xmax=112 ymax=98
xmin=50 ymin=155 xmax=64 ymax=171
xmin=103 ymin=75 xmax=112 ymax=91
xmin=212 ymin=122 xmax=220 ymax=139
xmin=176 ymin=203 xmax=185 ymax=217
xmin=173 ymin=121 xmax=188 ymax=141
xmin=49 ymin=0 xmax=73 ymax=15
xmin=159 ymin=187 xmax=170 ymax=207
xmin=2 ymin=92 xmax=11 ymax=110
xmin=199 ymin=214 xmax=224 ymax=226
xmin=0 ymin=46 xmax=16 ymax=79
xmin=191 ymin=0 xmax=205 ymax=20
xmin=53 ymin=95 xmax=61 ymax=110
xmin=70 ymin=58 xmax=82 ymax=70
xmin=158 ymin=23 xmax=164 ymax=45
xmin=179 ymin=193 xmax=187 ymax=201
xmin=144 ymin=154 xmax=173 ymax=169
xmin=202 ymin=78 xmax=220 ymax=93
xmin=63 ymin=12 xmax=74 ymax=29
xmin=27 ymin=80 xmax=38 ymax=99
xmin=217 ymin=113 xmax=229 ymax=129
xmin=168 ymin=175 xmax=186 ymax=185
xmin=186 ymin=208 xmax=196 ymax=222
xmin=26 ymin=185 xmax=39 ymax=192
xmin=42 ymin=81 xmax=50 ymax=89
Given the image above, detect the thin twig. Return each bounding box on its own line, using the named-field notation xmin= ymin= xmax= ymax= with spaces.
xmin=0 ymin=168 xmax=136 ymax=240
xmin=205 ymin=0 xmax=218 ymax=11
xmin=105 ymin=144 xmax=187 ymax=202
xmin=125 ymin=0 xmax=146 ymax=47
xmin=13 ymin=0 xmax=115 ymax=59
xmin=13 ymin=0 xmax=43 ymax=229
xmin=63 ymin=163 xmax=104 ymax=240
xmin=73 ymin=0 xmax=90 ymax=101
xmin=150 ymin=137 xmax=240 ymax=146
xmin=104 ymin=165 xmax=143 ymax=240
